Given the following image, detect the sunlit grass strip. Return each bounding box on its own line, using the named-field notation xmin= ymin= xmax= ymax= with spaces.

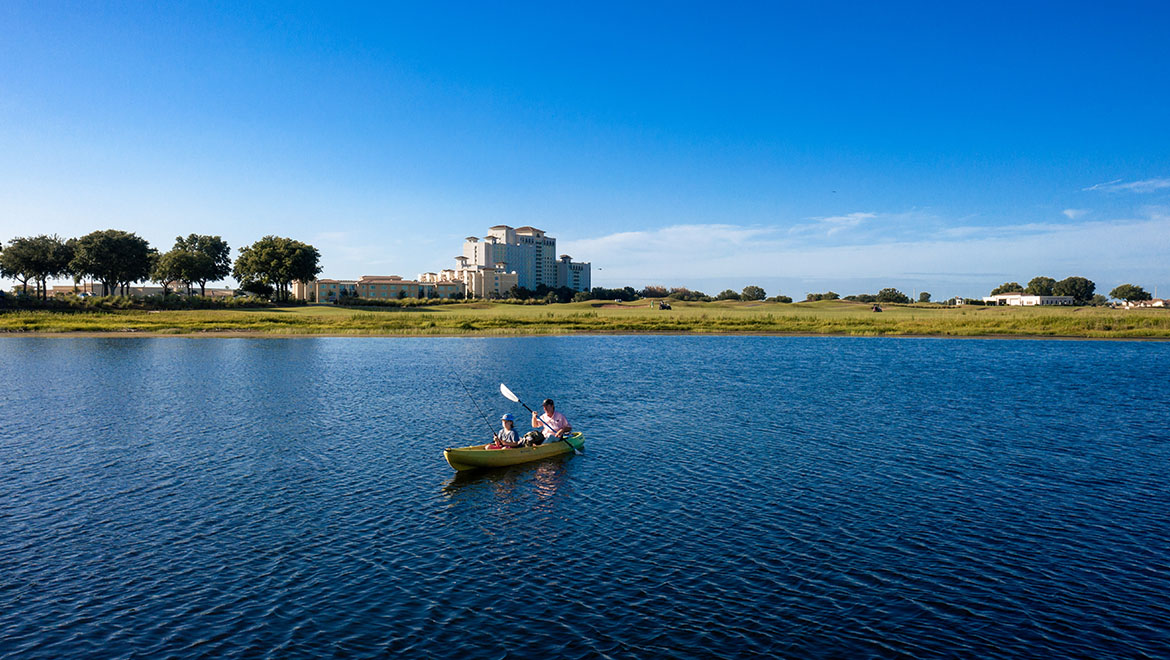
xmin=2 ymin=303 xmax=1169 ymax=338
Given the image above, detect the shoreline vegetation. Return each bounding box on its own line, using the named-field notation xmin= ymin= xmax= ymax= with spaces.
xmin=2 ymin=300 xmax=1169 ymax=339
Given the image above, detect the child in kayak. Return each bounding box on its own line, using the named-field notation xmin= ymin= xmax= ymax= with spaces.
xmin=485 ymin=413 xmax=522 ymax=450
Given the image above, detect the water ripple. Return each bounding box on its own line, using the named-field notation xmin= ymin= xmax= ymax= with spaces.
xmin=0 ymin=336 xmax=1168 ymax=658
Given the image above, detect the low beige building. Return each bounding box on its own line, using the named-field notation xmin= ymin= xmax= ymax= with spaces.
xmin=295 ymin=276 xmax=464 ymax=302
xmin=47 ymin=283 xmax=234 ymax=298
xmin=299 ymin=279 xmax=358 ymax=302
xmin=420 ymin=260 xmax=518 ymax=298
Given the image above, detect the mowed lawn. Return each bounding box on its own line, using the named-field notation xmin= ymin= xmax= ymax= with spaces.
xmin=1 ymin=300 xmax=1168 ymax=338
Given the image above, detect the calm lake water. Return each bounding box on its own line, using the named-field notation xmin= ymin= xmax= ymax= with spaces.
xmin=1 ymin=336 xmax=1168 ymax=659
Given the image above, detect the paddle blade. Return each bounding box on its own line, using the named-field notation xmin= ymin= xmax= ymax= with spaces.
xmin=499 ymin=383 xmax=520 ymax=402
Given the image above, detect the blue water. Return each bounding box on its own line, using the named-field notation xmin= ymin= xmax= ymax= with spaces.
xmin=1 ymin=336 xmax=1168 ymax=659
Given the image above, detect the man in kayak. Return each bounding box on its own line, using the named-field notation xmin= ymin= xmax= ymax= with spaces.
xmin=529 ymin=398 xmax=572 ymax=444
xmin=486 ymin=413 xmax=522 ymax=450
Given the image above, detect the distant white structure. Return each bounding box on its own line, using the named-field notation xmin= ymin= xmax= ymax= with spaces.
xmin=460 ymin=225 xmax=590 ymax=291
xmin=1124 ymin=298 xmax=1166 ymax=309
xmin=982 ymin=292 xmax=1075 ymax=306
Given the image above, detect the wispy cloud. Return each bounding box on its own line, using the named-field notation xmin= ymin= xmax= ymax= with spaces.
xmin=786 ymin=210 xmax=938 ymax=241
xmin=790 ymin=212 xmax=877 ymax=236
xmin=311 ymin=231 xmax=400 ymax=277
xmin=1062 ymin=208 xmax=1089 ymax=219
xmin=1083 ymin=178 xmax=1170 ymax=193
xmin=566 ymin=210 xmax=1170 ymax=296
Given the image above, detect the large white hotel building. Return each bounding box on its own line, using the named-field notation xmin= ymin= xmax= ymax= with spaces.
xmin=294 ymin=225 xmax=590 ymax=301
xmin=456 ymin=225 xmax=590 ymax=291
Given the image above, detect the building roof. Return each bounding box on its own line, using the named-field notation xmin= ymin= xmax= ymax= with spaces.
xmin=489 ymin=224 xmax=513 ymax=230
xmin=515 ymin=226 xmax=545 ymax=234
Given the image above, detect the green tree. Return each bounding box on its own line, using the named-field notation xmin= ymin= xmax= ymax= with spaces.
xmin=588 ymin=286 xmax=638 ymax=302
xmin=805 ymin=291 xmax=839 ymax=301
xmin=715 ymin=289 xmax=741 ymax=301
xmin=667 ymin=287 xmax=709 ymax=301
xmin=876 ymin=288 xmax=910 ymax=303
xmin=1109 ymin=283 xmax=1152 ymax=302
xmin=508 ymin=284 xmax=532 ymax=300
xmin=990 ymin=281 xmax=1024 ymax=295
xmin=174 ymin=234 xmax=231 ymax=295
xmin=152 ymin=249 xmax=201 ymax=296
xmin=918 ymin=291 xmax=931 ymax=303
xmin=41 ymin=235 xmax=75 ymax=299
xmin=741 ymin=285 xmax=766 ymax=301
xmin=1 ymin=235 xmax=76 ymax=299
xmin=71 ymin=230 xmax=153 ymax=295
xmin=0 ymin=238 xmax=35 ymax=294
xmin=239 ymin=280 xmax=274 ymax=298
xmin=232 ymin=236 xmax=322 ymax=301
xmin=1025 ymin=276 xmax=1056 ymax=296
xmin=1053 ymin=276 xmax=1096 ymax=303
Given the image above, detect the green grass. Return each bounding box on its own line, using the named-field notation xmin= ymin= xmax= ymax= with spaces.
xmin=2 ymin=300 xmax=1168 ymax=338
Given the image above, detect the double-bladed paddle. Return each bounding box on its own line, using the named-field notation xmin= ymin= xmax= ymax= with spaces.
xmin=499 ymin=383 xmax=581 ymax=455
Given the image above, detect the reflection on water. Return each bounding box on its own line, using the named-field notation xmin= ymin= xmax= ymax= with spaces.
xmin=442 ymin=453 xmax=575 ymax=506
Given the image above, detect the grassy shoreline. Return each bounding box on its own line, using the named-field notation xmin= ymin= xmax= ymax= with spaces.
xmin=2 ymin=300 xmax=1169 ymax=339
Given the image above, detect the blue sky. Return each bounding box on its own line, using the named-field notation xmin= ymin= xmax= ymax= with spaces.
xmin=2 ymin=1 xmax=1168 ymax=298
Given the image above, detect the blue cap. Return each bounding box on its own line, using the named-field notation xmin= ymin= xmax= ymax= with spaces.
xmin=500 ymin=413 xmax=514 ymax=421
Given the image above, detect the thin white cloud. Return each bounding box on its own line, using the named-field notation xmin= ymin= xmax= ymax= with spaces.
xmin=786 ymin=210 xmax=936 ymax=240
xmin=795 ymin=212 xmax=877 ymax=236
xmin=1083 ymin=178 xmax=1170 ymax=193
xmin=569 ymin=223 xmax=777 ymax=255
xmin=569 ymin=211 xmax=1170 ymax=296
xmin=1062 ymin=208 xmax=1089 ymax=219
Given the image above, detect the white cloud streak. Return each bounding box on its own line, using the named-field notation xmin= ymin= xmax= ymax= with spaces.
xmin=790 ymin=212 xmax=877 ymax=236
xmin=1083 ymin=178 xmax=1170 ymax=193
xmin=564 ymin=211 xmax=1170 ymax=296
xmin=1062 ymin=208 xmax=1089 ymax=219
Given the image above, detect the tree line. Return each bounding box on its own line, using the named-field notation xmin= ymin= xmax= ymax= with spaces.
xmin=989 ymin=276 xmax=1098 ymax=303
xmin=0 ymin=231 xmax=321 ymax=301
xmin=988 ymin=275 xmax=1155 ymax=304
xmin=633 ymin=285 xmax=791 ymax=303
xmin=803 ymin=288 xmax=928 ymax=304
xmin=502 ymin=284 xmax=784 ymax=304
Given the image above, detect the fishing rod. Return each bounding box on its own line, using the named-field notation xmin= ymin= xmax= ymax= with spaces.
xmin=440 ymin=348 xmax=498 ymax=439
